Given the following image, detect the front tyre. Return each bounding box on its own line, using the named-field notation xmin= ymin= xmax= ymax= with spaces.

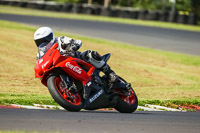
xmin=114 ymin=88 xmax=138 ymax=113
xmin=47 ymin=75 xmax=83 ymax=112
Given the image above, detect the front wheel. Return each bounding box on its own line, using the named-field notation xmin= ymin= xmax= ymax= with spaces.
xmin=113 ymin=78 xmax=138 ymax=113
xmin=47 ymin=75 xmax=83 ymax=112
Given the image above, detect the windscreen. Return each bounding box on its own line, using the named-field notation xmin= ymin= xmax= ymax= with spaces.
xmin=38 ymin=40 xmax=54 ymax=59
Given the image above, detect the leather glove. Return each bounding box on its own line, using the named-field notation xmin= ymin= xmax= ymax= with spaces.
xmin=58 ymin=36 xmax=73 ymax=50
xmin=71 ymin=40 xmax=82 ymax=51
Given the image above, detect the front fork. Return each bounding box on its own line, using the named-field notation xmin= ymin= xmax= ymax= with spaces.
xmin=59 ymin=74 xmax=77 ymax=99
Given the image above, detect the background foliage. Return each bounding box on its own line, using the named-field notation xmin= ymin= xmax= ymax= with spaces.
xmin=46 ymin=0 xmax=200 ymax=18
xmin=46 ymin=0 xmax=199 ymax=11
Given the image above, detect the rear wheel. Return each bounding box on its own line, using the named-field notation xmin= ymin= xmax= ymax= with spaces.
xmin=113 ymin=78 xmax=138 ymax=113
xmin=47 ymin=75 xmax=83 ymax=112
xmin=114 ymin=88 xmax=138 ymax=113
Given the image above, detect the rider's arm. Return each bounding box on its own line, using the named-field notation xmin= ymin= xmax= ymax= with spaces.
xmin=58 ymin=36 xmax=82 ymax=54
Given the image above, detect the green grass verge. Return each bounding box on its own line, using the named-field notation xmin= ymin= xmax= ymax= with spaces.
xmin=0 ymin=94 xmax=57 ymax=106
xmin=0 ymin=20 xmax=200 ymax=108
xmin=0 ymin=5 xmax=200 ymax=32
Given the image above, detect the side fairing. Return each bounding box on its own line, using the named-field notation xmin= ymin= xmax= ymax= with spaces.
xmin=55 ymin=57 xmax=95 ymax=86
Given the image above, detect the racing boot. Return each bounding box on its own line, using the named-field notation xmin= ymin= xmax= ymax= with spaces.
xmin=100 ymin=64 xmax=119 ymax=90
xmin=101 ymin=64 xmax=132 ymax=91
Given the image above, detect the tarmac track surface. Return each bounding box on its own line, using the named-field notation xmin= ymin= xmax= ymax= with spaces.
xmin=0 ymin=108 xmax=200 ymax=133
xmin=0 ymin=13 xmax=200 ymax=56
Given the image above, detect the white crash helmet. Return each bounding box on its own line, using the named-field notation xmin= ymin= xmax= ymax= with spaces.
xmin=34 ymin=27 xmax=54 ymax=47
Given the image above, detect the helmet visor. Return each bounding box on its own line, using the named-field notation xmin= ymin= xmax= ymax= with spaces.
xmin=35 ymin=33 xmax=53 ymax=47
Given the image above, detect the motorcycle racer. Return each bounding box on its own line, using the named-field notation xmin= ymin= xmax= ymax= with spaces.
xmin=34 ymin=27 xmax=129 ymax=99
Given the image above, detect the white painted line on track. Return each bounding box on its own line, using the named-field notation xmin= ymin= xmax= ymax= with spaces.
xmin=11 ymin=104 xmax=48 ymax=110
xmin=9 ymin=104 xmax=185 ymax=112
xmin=33 ymin=104 xmax=65 ymax=110
xmin=137 ymin=106 xmax=163 ymax=111
xmin=145 ymin=104 xmax=185 ymax=112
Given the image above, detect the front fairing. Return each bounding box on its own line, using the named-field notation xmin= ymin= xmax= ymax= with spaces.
xmin=35 ymin=43 xmax=59 ymax=78
xmin=34 ymin=43 xmax=95 ymax=87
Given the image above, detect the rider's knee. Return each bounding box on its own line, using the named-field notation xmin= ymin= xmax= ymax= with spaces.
xmin=81 ymin=50 xmax=105 ymax=69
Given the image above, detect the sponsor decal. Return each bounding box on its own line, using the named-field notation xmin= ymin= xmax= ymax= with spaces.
xmin=39 ymin=59 xmax=43 ymax=64
xmin=42 ymin=60 xmax=49 ymax=69
xmin=66 ymin=62 xmax=82 ymax=74
xmin=43 ymin=61 xmax=49 ymax=67
xmin=87 ymin=81 xmax=91 ymax=86
xmin=89 ymin=90 xmax=103 ymax=103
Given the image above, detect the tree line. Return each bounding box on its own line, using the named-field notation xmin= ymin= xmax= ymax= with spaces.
xmin=46 ymin=0 xmax=200 ymax=18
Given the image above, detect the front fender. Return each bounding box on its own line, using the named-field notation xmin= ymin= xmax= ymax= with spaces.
xmin=40 ymin=68 xmax=62 ymax=87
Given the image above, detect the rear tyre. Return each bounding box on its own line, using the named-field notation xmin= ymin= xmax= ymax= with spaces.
xmin=47 ymin=75 xmax=83 ymax=112
xmin=114 ymin=88 xmax=138 ymax=113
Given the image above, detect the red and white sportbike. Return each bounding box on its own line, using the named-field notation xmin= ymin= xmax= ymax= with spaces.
xmin=35 ymin=43 xmax=138 ymax=113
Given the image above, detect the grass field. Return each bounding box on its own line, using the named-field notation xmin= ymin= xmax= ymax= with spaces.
xmin=0 ymin=5 xmax=200 ymax=32
xmin=0 ymin=20 xmax=200 ymax=107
